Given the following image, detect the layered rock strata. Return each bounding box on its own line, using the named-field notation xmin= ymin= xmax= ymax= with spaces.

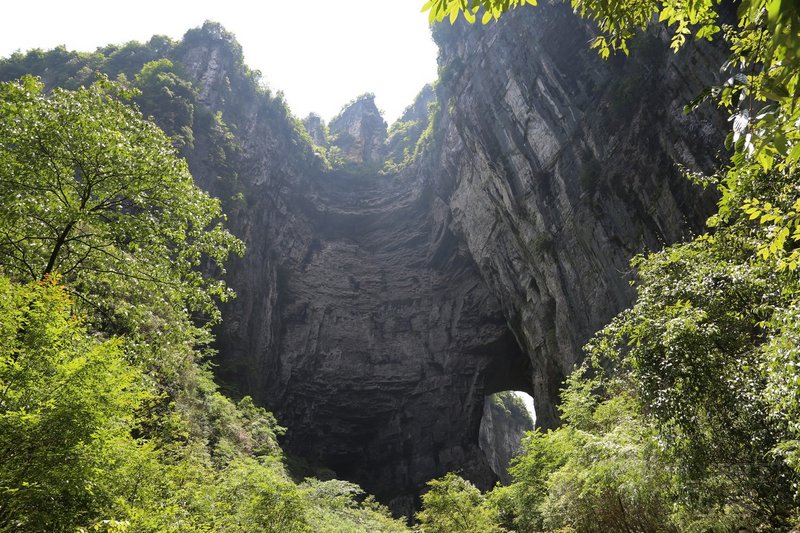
xmin=76 ymin=5 xmax=726 ymax=511
xmin=430 ymin=4 xmax=725 ymax=427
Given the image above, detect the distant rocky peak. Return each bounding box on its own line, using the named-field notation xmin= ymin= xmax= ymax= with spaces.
xmin=303 ymin=113 xmax=329 ymax=147
xmin=177 ymin=22 xmax=245 ymax=109
xmin=397 ymin=84 xmax=435 ymax=125
xmin=383 ymin=84 xmax=436 ymax=169
xmin=329 ymin=93 xmax=388 ymax=166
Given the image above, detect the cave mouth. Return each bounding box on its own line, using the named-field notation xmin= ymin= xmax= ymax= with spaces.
xmin=479 ymin=391 xmax=536 ymax=484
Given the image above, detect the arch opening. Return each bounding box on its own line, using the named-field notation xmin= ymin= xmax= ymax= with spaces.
xmin=478 ymin=390 xmax=536 ymax=484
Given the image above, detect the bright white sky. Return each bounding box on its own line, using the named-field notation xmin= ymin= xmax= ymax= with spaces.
xmin=515 ymin=392 xmax=537 ymax=425
xmin=0 ymin=1 xmax=438 ymax=124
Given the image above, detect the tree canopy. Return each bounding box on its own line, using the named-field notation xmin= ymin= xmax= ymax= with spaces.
xmin=416 ymin=473 xmax=502 ymax=532
xmin=0 ymin=71 xmax=414 ymax=532
xmin=0 ymin=75 xmax=242 ymax=322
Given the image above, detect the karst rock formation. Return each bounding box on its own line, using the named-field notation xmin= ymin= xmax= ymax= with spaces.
xmin=189 ymin=5 xmax=725 ymax=512
xmin=3 ymin=3 xmax=728 ymax=514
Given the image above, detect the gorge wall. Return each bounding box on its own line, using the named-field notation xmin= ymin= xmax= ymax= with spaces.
xmin=429 ymin=4 xmax=725 ymax=428
xmin=185 ymin=5 xmax=726 ymax=512
xmin=0 ymin=3 xmax=727 ymax=514
xmin=206 ymin=4 xmax=726 ymax=510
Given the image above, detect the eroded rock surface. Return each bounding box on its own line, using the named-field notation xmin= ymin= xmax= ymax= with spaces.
xmin=111 ymin=6 xmax=726 ymax=512
xmin=177 ymin=35 xmax=534 ymax=510
xmin=479 ymin=392 xmax=535 ymax=484
xmin=329 ymin=94 xmax=388 ymax=166
xmin=429 ymin=4 xmax=725 ymax=427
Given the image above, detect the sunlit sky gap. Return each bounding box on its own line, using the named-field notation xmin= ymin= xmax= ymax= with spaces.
xmin=0 ymin=1 xmax=439 ymax=124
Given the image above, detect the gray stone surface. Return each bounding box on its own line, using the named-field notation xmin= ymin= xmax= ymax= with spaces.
xmin=329 ymin=94 xmax=388 ymax=166
xmin=179 ymin=36 xmax=532 ymax=510
xmin=169 ymin=4 xmax=726 ymax=512
xmin=479 ymin=392 xmax=535 ymax=484
xmin=430 ymin=4 xmax=725 ymax=428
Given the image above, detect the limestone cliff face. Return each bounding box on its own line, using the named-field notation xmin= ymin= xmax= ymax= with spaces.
xmin=479 ymin=392 xmax=534 ymax=484
xmin=260 ymin=168 xmax=532 ymax=514
xmin=429 ymin=4 xmax=725 ymax=427
xmin=139 ymin=7 xmax=724 ymax=512
xmin=173 ymin=27 xmax=532 ymax=514
xmin=329 ymin=94 xmax=388 ymax=166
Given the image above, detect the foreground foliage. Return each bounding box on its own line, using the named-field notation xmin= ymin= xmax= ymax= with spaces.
xmin=0 ymin=76 xmax=242 ymax=323
xmin=0 ymin=68 xmax=407 ymax=531
xmin=416 ymin=473 xmax=502 ymax=533
xmin=0 ymin=276 xmax=405 ymax=530
xmin=421 ymin=363 xmax=797 ymax=531
xmin=0 ymin=277 xmax=147 ymax=530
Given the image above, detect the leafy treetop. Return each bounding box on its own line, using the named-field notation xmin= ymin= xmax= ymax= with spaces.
xmin=0 ymin=75 xmax=243 ymax=323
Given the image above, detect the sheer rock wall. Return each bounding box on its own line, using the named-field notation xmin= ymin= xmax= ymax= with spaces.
xmin=429 ymin=4 xmax=725 ymax=427
xmin=174 ymin=5 xmax=725 ymax=510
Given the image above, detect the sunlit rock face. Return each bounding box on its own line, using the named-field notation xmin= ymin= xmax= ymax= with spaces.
xmin=429 ymin=3 xmax=726 ymax=428
xmin=131 ymin=4 xmax=725 ymax=513
xmin=329 ymin=94 xmax=388 ymax=166
xmin=479 ymin=392 xmax=535 ymax=484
